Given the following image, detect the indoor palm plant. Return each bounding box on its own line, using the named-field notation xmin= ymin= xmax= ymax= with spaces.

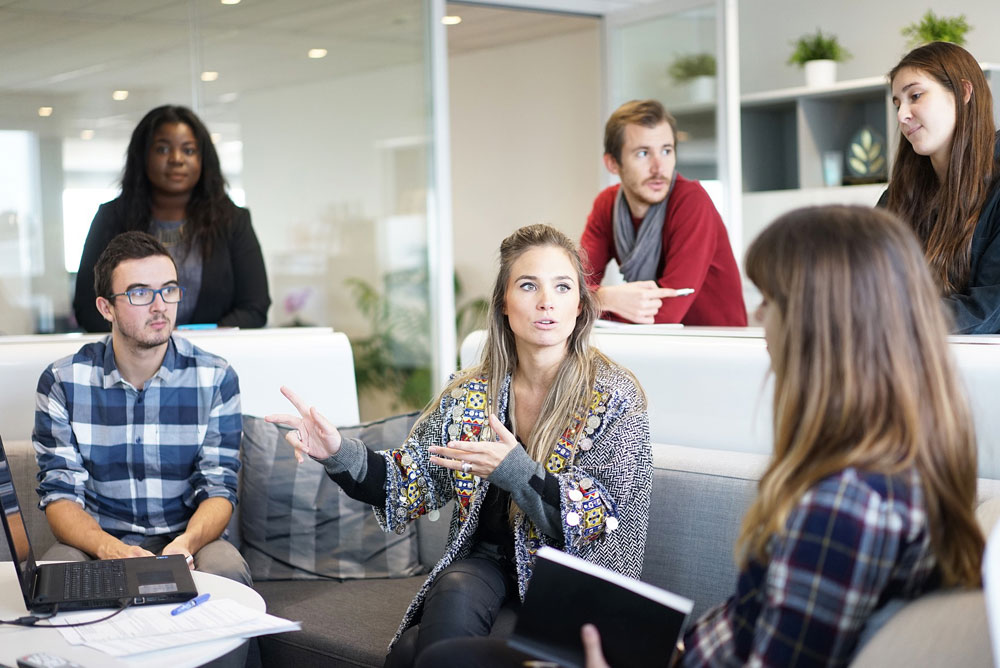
xmin=788 ymin=29 xmax=851 ymax=87
xmin=668 ymin=53 xmax=716 ymax=102
xmin=902 ymin=11 xmax=970 ymax=48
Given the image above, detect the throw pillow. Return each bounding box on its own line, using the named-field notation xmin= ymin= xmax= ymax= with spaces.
xmin=240 ymin=412 xmax=423 ymax=580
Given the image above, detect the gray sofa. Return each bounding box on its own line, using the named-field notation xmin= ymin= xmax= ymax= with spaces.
xmin=5 ymin=437 xmax=994 ymax=667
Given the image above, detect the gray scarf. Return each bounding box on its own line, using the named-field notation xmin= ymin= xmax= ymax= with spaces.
xmin=612 ymin=179 xmax=674 ymax=282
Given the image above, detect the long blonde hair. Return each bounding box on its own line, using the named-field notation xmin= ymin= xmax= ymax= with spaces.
xmin=420 ymin=225 xmax=624 ymax=520
xmin=741 ymin=205 xmax=982 ymax=586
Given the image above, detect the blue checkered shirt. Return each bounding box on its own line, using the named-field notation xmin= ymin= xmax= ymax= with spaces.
xmin=33 ymin=335 xmax=241 ymax=542
xmin=683 ymin=467 xmax=939 ymax=667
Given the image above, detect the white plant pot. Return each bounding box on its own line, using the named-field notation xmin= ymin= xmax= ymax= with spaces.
xmin=688 ymin=75 xmax=715 ymax=103
xmin=804 ymin=59 xmax=837 ymax=88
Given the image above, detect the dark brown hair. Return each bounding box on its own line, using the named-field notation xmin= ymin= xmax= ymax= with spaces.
xmin=120 ymin=105 xmax=235 ymax=259
xmin=886 ymin=42 xmax=998 ymax=293
xmin=94 ymin=231 xmax=175 ymax=299
xmin=604 ymin=99 xmax=678 ymax=164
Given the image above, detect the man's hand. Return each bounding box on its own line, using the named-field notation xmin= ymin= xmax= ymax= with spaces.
xmin=581 ymin=624 xmax=611 ymax=668
xmin=97 ymin=541 xmax=155 ymax=560
xmin=161 ymin=536 xmax=195 ymax=569
xmin=597 ymin=282 xmax=689 ymax=324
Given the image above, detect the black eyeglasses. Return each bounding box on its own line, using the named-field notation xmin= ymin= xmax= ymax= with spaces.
xmin=109 ymin=285 xmax=185 ymax=306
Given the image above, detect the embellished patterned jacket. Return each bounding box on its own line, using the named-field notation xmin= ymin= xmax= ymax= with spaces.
xmin=321 ymin=356 xmax=652 ymax=648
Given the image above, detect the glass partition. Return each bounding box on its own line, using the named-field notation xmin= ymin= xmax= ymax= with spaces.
xmin=0 ymin=0 xmax=441 ymax=417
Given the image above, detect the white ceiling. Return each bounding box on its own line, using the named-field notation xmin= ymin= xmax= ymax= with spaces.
xmin=0 ymin=0 xmax=612 ymax=143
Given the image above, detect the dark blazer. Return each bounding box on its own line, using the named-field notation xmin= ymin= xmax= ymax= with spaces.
xmin=73 ymin=197 xmax=271 ymax=332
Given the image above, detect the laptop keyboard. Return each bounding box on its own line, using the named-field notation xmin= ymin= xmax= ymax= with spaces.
xmin=63 ymin=560 xmax=128 ymax=600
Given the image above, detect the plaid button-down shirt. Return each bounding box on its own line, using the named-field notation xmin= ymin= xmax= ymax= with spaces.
xmin=33 ymin=335 xmax=241 ymax=542
xmin=683 ymin=467 xmax=938 ymax=667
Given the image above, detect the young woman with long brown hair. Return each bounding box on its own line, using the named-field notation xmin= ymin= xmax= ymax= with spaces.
xmin=881 ymin=41 xmax=1000 ymax=333
xmin=268 ymin=224 xmax=651 ymax=667
xmin=676 ymin=205 xmax=984 ymax=665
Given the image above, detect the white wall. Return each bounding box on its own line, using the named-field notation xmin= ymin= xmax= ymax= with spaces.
xmin=449 ymin=27 xmax=603 ymax=303
xmin=739 ymin=0 xmax=1000 ymax=93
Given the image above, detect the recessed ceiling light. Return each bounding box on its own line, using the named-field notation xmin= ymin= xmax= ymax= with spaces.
xmin=38 ymin=107 xmax=53 ymax=117
xmin=210 ymin=132 xmax=222 ymax=143
xmin=80 ymin=130 xmax=95 ymax=140
xmin=201 ymin=71 xmax=219 ymax=82
xmin=221 ymin=0 xmax=240 ymax=4
xmin=308 ymin=48 xmax=328 ymax=59
xmin=441 ymin=15 xmax=462 ymax=25
xmin=112 ymin=90 xmax=129 ymax=101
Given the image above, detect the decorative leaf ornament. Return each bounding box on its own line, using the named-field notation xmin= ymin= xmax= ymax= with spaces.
xmin=846 ymin=126 xmax=887 ymax=179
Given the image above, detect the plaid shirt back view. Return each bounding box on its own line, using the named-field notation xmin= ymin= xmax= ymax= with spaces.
xmin=683 ymin=467 xmax=938 ymax=667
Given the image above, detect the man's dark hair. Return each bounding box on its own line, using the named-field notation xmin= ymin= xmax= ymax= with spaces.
xmin=604 ymin=99 xmax=678 ymax=164
xmin=94 ymin=231 xmax=175 ymax=299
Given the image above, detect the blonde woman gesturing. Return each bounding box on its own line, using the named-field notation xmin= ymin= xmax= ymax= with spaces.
xmin=268 ymin=224 xmax=651 ymax=667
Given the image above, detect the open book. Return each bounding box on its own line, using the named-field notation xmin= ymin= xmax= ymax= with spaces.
xmin=508 ymin=546 xmax=693 ymax=668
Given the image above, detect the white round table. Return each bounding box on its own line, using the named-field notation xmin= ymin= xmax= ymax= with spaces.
xmin=0 ymin=566 xmax=264 ymax=668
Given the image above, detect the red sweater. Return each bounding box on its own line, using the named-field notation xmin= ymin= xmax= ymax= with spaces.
xmin=580 ymin=177 xmax=747 ymax=326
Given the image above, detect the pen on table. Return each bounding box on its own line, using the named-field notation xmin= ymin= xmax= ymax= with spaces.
xmin=172 ymin=592 xmax=210 ymax=616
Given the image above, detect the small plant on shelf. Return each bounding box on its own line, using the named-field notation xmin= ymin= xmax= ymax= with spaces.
xmin=902 ymin=10 xmax=970 ymax=48
xmin=788 ymin=29 xmax=851 ymax=66
xmin=668 ymin=53 xmax=716 ymax=83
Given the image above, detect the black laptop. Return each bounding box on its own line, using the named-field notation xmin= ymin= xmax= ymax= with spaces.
xmin=0 ymin=435 xmax=198 ymax=613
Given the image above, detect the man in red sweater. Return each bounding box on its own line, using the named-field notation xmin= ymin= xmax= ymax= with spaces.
xmin=580 ymin=100 xmax=747 ymax=325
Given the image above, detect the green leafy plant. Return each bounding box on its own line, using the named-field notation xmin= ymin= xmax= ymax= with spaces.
xmin=902 ymin=11 xmax=970 ymax=48
xmin=346 ymin=270 xmax=488 ymax=411
xmin=788 ymin=29 xmax=851 ymax=66
xmin=668 ymin=53 xmax=716 ymax=83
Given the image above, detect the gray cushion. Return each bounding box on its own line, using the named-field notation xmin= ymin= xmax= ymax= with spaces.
xmin=254 ymin=576 xmax=425 ymax=667
xmin=239 ymin=413 xmax=422 ymax=581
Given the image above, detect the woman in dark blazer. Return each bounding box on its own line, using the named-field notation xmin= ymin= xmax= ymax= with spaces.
xmin=74 ymin=105 xmax=270 ymax=331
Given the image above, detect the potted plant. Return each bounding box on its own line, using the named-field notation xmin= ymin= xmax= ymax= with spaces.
xmin=902 ymin=10 xmax=970 ymax=48
xmin=668 ymin=53 xmax=716 ymax=102
xmin=788 ymin=29 xmax=851 ymax=88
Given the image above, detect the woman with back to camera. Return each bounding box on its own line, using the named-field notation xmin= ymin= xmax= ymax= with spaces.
xmin=73 ymin=104 xmax=270 ymax=331
xmin=267 ymin=224 xmax=652 ymax=667
xmin=573 ymin=206 xmax=985 ymax=668
xmin=880 ymin=41 xmax=1000 ymax=333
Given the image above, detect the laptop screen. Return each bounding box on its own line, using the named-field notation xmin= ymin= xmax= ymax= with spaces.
xmin=0 ymin=435 xmax=40 ymax=607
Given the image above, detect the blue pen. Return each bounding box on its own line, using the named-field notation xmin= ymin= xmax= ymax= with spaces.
xmin=171 ymin=592 xmax=211 ymax=616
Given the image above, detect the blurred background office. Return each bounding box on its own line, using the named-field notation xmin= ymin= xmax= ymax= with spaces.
xmin=1 ymin=0 xmax=999 ymax=418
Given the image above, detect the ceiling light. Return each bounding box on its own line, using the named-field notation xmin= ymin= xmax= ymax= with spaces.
xmin=201 ymin=71 xmax=219 ymax=82
xmin=308 ymin=48 xmax=327 ymax=59
xmin=80 ymin=130 xmax=95 ymax=140
xmin=221 ymin=0 xmax=240 ymax=4
xmin=441 ymin=15 xmax=462 ymax=25
xmin=38 ymin=107 xmax=53 ymax=117
xmin=112 ymin=90 xmax=129 ymax=101
xmin=210 ymin=133 xmax=222 ymax=143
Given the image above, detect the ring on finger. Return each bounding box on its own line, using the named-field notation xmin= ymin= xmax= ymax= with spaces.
xmin=461 ymin=461 xmax=472 ymax=474
xmin=295 ymin=429 xmax=302 ymax=441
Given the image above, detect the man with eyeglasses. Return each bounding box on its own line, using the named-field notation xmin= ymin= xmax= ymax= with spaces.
xmin=31 ymin=231 xmax=250 ymax=584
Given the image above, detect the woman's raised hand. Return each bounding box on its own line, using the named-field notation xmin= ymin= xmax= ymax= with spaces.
xmin=265 ymin=386 xmax=343 ymax=463
xmin=428 ymin=413 xmax=517 ymax=478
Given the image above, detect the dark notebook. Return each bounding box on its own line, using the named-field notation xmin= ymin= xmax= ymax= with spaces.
xmin=508 ymin=546 xmax=693 ymax=668
xmin=0 ymin=434 xmax=198 ymax=613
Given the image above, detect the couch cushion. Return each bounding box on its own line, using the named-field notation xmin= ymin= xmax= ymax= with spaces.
xmin=240 ymin=413 xmax=422 ymax=581
xmin=850 ymin=589 xmax=991 ymax=667
xmin=254 ymin=576 xmax=425 ymax=668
